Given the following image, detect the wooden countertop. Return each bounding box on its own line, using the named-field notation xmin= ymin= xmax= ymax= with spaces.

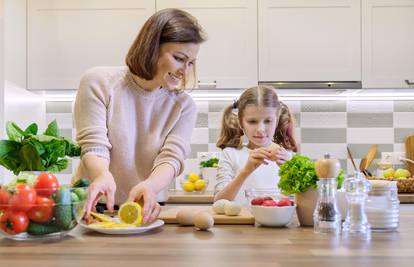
xmin=166 ymin=190 xmax=214 ymax=204
xmin=1 ymin=205 xmax=414 ymax=267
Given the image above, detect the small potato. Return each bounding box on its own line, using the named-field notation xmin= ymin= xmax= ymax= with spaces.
xmin=224 ymin=201 xmax=242 ymax=216
xmin=194 ymin=212 xmax=214 ymax=230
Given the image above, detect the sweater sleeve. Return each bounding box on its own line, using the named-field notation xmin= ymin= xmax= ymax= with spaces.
xmin=151 ymin=95 xmax=197 ymax=177
xmin=214 ymin=148 xmax=236 ymax=195
xmin=74 ymin=68 xmax=112 ymax=160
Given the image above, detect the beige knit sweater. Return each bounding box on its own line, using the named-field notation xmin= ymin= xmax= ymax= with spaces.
xmin=73 ymin=66 xmax=197 ymax=204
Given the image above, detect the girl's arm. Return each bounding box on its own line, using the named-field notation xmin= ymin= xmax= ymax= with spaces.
xmin=214 ymin=148 xmax=271 ymax=201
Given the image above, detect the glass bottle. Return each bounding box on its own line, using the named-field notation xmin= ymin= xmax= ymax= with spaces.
xmin=365 ymin=180 xmax=399 ymax=232
xmin=313 ymin=154 xmax=342 ymax=234
xmin=342 ymin=171 xmax=371 ymax=239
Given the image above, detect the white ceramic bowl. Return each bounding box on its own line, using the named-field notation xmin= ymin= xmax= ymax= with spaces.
xmin=250 ymin=205 xmax=296 ymax=227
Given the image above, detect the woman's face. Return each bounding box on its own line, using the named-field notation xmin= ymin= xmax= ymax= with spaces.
xmin=241 ymin=105 xmax=278 ymax=149
xmin=154 ymin=42 xmax=200 ymax=89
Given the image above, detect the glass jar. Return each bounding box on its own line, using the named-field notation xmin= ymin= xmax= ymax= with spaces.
xmin=365 ymin=180 xmax=399 ymax=232
xmin=314 ymin=179 xmax=341 ymax=234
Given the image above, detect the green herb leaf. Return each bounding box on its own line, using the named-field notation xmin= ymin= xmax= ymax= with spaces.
xmin=6 ymin=121 xmax=25 ymax=141
xmin=200 ymin=157 xmax=219 ymax=168
xmin=44 ymin=120 xmax=60 ymax=137
xmin=24 ymin=123 xmax=38 ymax=136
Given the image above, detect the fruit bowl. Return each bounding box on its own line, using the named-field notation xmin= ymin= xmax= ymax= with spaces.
xmin=245 ymin=188 xmax=296 ymax=227
xmin=180 ymin=173 xmax=209 ymax=194
xmin=0 ymin=174 xmax=88 ymax=241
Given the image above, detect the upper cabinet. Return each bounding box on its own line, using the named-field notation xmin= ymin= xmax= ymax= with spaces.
xmin=259 ymin=0 xmax=361 ymax=82
xmin=157 ymin=0 xmax=257 ymax=88
xmin=27 ymin=0 xmax=155 ymax=89
xmin=362 ymin=0 xmax=414 ymax=88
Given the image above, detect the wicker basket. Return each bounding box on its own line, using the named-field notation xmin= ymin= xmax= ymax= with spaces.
xmin=368 ymin=177 xmax=414 ymax=193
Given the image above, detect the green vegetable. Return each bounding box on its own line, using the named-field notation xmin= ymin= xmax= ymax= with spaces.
xmin=53 ymin=187 xmax=73 ymax=230
xmin=278 ymin=154 xmax=344 ymax=196
xmin=200 ymin=157 xmax=219 ymax=168
xmin=0 ymin=120 xmax=81 ymax=175
xmin=27 ymin=222 xmax=61 ymax=236
xmin=72 ymin=178 xmax=90 ymax=188
xmin=73 ymin=187 xmax=88 ymax=201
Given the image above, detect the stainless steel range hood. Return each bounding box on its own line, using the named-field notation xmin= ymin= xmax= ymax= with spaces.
xmin=258 ymin=81 xmax=362 ymax=89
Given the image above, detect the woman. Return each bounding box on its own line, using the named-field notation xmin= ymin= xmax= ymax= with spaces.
xmin=73 ymin=8 xmax=206 ymax=224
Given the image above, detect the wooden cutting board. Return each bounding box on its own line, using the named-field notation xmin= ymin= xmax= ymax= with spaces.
xmin=406 ymin=135 xmax=414 ymax=175
xmin=159 ymin=206 xmax=255 ymax=225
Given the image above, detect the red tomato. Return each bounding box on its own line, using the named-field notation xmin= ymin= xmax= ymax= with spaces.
xmin=277 ymin=198 xmax=293 ymax=207
xmin=0 ymin=210 xmax=29 ymax=234
xmin=28 ymin=196 xmax=54 ymax=223
xmin=34 ymin=172 xmax=59 ymax=197
xmin=251 ymin=197 xmax=264 ymax=206
xmin=9 ymin=183 xmax=37 ymax=212
xmin=262 ymin=200 xmax=278 ymax=206
xmin=0 ymin=189 xmax=10 ymax=210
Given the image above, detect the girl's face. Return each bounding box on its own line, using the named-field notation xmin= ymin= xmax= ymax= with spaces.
xmin=154 ymin=42 xmax=200 ymax=90
xmin=241 ymin=105 xmax=278 ymax=149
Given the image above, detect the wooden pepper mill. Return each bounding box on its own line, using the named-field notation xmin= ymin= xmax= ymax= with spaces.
xmin=315 ymin=153 xmax=341 ymax=179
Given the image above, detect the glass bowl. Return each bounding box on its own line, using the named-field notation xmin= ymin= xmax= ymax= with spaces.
xmin=245 ymin=188 xmax=296 ymax=227
xmin=0 ymin=184 xmax=87 ymax=241
xmin=180 ymin=173 xmax=209 ymax=194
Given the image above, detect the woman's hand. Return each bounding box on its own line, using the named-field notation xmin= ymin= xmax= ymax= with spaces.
xmin=85 ymin=171 xmax=116 ymax=217
xmin=128 ymin=181 xmax=161 ymax=224
xmin=243 ymin=147 xmax=272 ymax=174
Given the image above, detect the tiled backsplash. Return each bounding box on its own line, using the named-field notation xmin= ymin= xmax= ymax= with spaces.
xmin=46 ymin=99 xmax=414 ymax=184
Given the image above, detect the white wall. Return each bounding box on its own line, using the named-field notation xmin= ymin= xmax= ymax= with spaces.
xmin=0 ymin=0 xmax=5 ymax=182
xmin=4 ymin=0 xmax=26 ymax=88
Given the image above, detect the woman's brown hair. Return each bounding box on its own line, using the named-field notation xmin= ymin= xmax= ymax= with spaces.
xmin=126 ymin=8 xmax=206 ymax=88
xmin=216 ymin=85 xmax=281 ymax=149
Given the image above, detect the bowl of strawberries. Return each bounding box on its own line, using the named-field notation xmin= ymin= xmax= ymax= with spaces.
xmin=245 ymin=188 xmax=296 ymax=227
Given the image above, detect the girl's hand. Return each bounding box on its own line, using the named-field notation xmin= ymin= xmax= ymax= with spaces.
xmin=243 ymin=147 xmax=272 ymax=174
xmin=272 ymin=146 xmax=292 ymax=166
xmin=85 ymin=172 xmax=116 ymax=218
xmin=128 ymin=181 xmax=161 ymax=224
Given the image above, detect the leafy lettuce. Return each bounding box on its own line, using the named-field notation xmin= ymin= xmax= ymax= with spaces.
xmin=278 ymin=154 xmax=344 ymax=195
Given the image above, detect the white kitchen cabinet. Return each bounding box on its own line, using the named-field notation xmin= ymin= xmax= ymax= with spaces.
xmin=157 ymin=0 xmax=257 ymax=88
xmin=259 ymin=0 xmax=361 ymax=82
xmin=28 ymin=0 xmax=155 ymax=89
xmin=362 ymin=0 xmax=414 ymax=88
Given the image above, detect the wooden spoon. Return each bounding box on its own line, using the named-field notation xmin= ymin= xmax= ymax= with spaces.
xmin=365 ymin=144 xmax=378 ymax=170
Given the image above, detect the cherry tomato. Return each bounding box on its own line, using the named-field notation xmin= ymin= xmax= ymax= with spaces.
xmin=28 ymin=196 xmax=54 ymax=223
xmin=34 ymin=172 xmax=59 ymax=197
xmin=0 ymin=210 xmax=29 ymax=235
xmin=9 ymin=183 xmax=37 ymax=212
xmin=0 ymin=189 xmax=10 ymax=210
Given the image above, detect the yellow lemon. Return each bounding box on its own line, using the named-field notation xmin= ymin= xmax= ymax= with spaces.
xmin=194 ymin=179 xmax=206 ymax=191
xmin=188 ymin=172 xmax=200 ymax=183
xmin=183 ymin=181 xmax=195 ymax=192
xmin=90 ymin=212 xmax=114 ymax=223
xmin=118 ymin=202 xmax=143 ymax=226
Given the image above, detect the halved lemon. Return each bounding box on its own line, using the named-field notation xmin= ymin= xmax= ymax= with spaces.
xmin=118 ymin=202 xmax=143 ymax=226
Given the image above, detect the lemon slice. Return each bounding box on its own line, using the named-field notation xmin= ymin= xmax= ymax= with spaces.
xmin=118 ymin=202 xmax=143 ymax=226
xmin=90 ymin=212 xmax=114 ymax=223
xmin=89 ymin=222 xmax=117 ymax=228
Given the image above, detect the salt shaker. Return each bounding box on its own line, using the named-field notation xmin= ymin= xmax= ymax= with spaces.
xmin=342 ymin=171 xmax=371 ymax=239
xmin=313 ymin=153 xmax=342 ymax=234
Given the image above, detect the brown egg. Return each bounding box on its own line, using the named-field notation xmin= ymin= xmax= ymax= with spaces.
xmin=194 ymin=211 xmax=214 ymax=230
xmin=176 ymin=209 xmax=196 ymax=226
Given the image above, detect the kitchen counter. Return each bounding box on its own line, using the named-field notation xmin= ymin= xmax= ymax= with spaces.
xmin=166 ymin=190 xmax=214 ymax=204
xmin=1 ymin=205 xmax=414 ymax=267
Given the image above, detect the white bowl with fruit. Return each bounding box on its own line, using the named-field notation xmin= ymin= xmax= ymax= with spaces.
xmin=180 ymin=173 xmax=209 ymax=194
xmin=245 ymin=189 xmax=296 ymax=227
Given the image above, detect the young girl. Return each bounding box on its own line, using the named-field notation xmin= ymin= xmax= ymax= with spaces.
xmin=214 ymin=85 xmax=297 ymax=204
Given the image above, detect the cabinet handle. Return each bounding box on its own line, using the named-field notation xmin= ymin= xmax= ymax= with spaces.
xmin=405 ymin=80 xmax=414 ymax=86
xmin=197 ymin=80 xmax=217 ymax=88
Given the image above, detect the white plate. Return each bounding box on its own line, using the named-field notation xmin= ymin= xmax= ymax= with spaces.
xmin=80 ymin=219 xmax=164 ymax=235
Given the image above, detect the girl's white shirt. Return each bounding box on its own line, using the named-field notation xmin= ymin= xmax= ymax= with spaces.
xmin=215 ymin=146 xmax=292 ymax=205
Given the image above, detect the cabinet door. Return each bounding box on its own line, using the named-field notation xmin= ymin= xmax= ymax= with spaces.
xmin=28 ymin=0 xmax=155 ymax=89
xmin=157 ymin=0 xmax=257 ymax=88
xmin=259 ymin=0 xmax=361 ymax=82
xmin=362 ymin=0 xmax=414 ymax=88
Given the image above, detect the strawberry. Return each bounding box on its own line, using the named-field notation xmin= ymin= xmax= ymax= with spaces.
xmin=262 ymin=200 xmax=278 ymax=206
xmin=251 ymin=197 xmax=264 ymax=206
xmin=277 ymin=198 xmax=293 ymax=207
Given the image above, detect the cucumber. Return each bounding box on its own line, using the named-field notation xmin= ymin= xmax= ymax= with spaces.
xmin=54 ymin=187 xmax=73 ymax=230
xmin=72 ymin=178 xmax=90 ymax=188
xmin=27 ymin=222 xmax=61 ymax=236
